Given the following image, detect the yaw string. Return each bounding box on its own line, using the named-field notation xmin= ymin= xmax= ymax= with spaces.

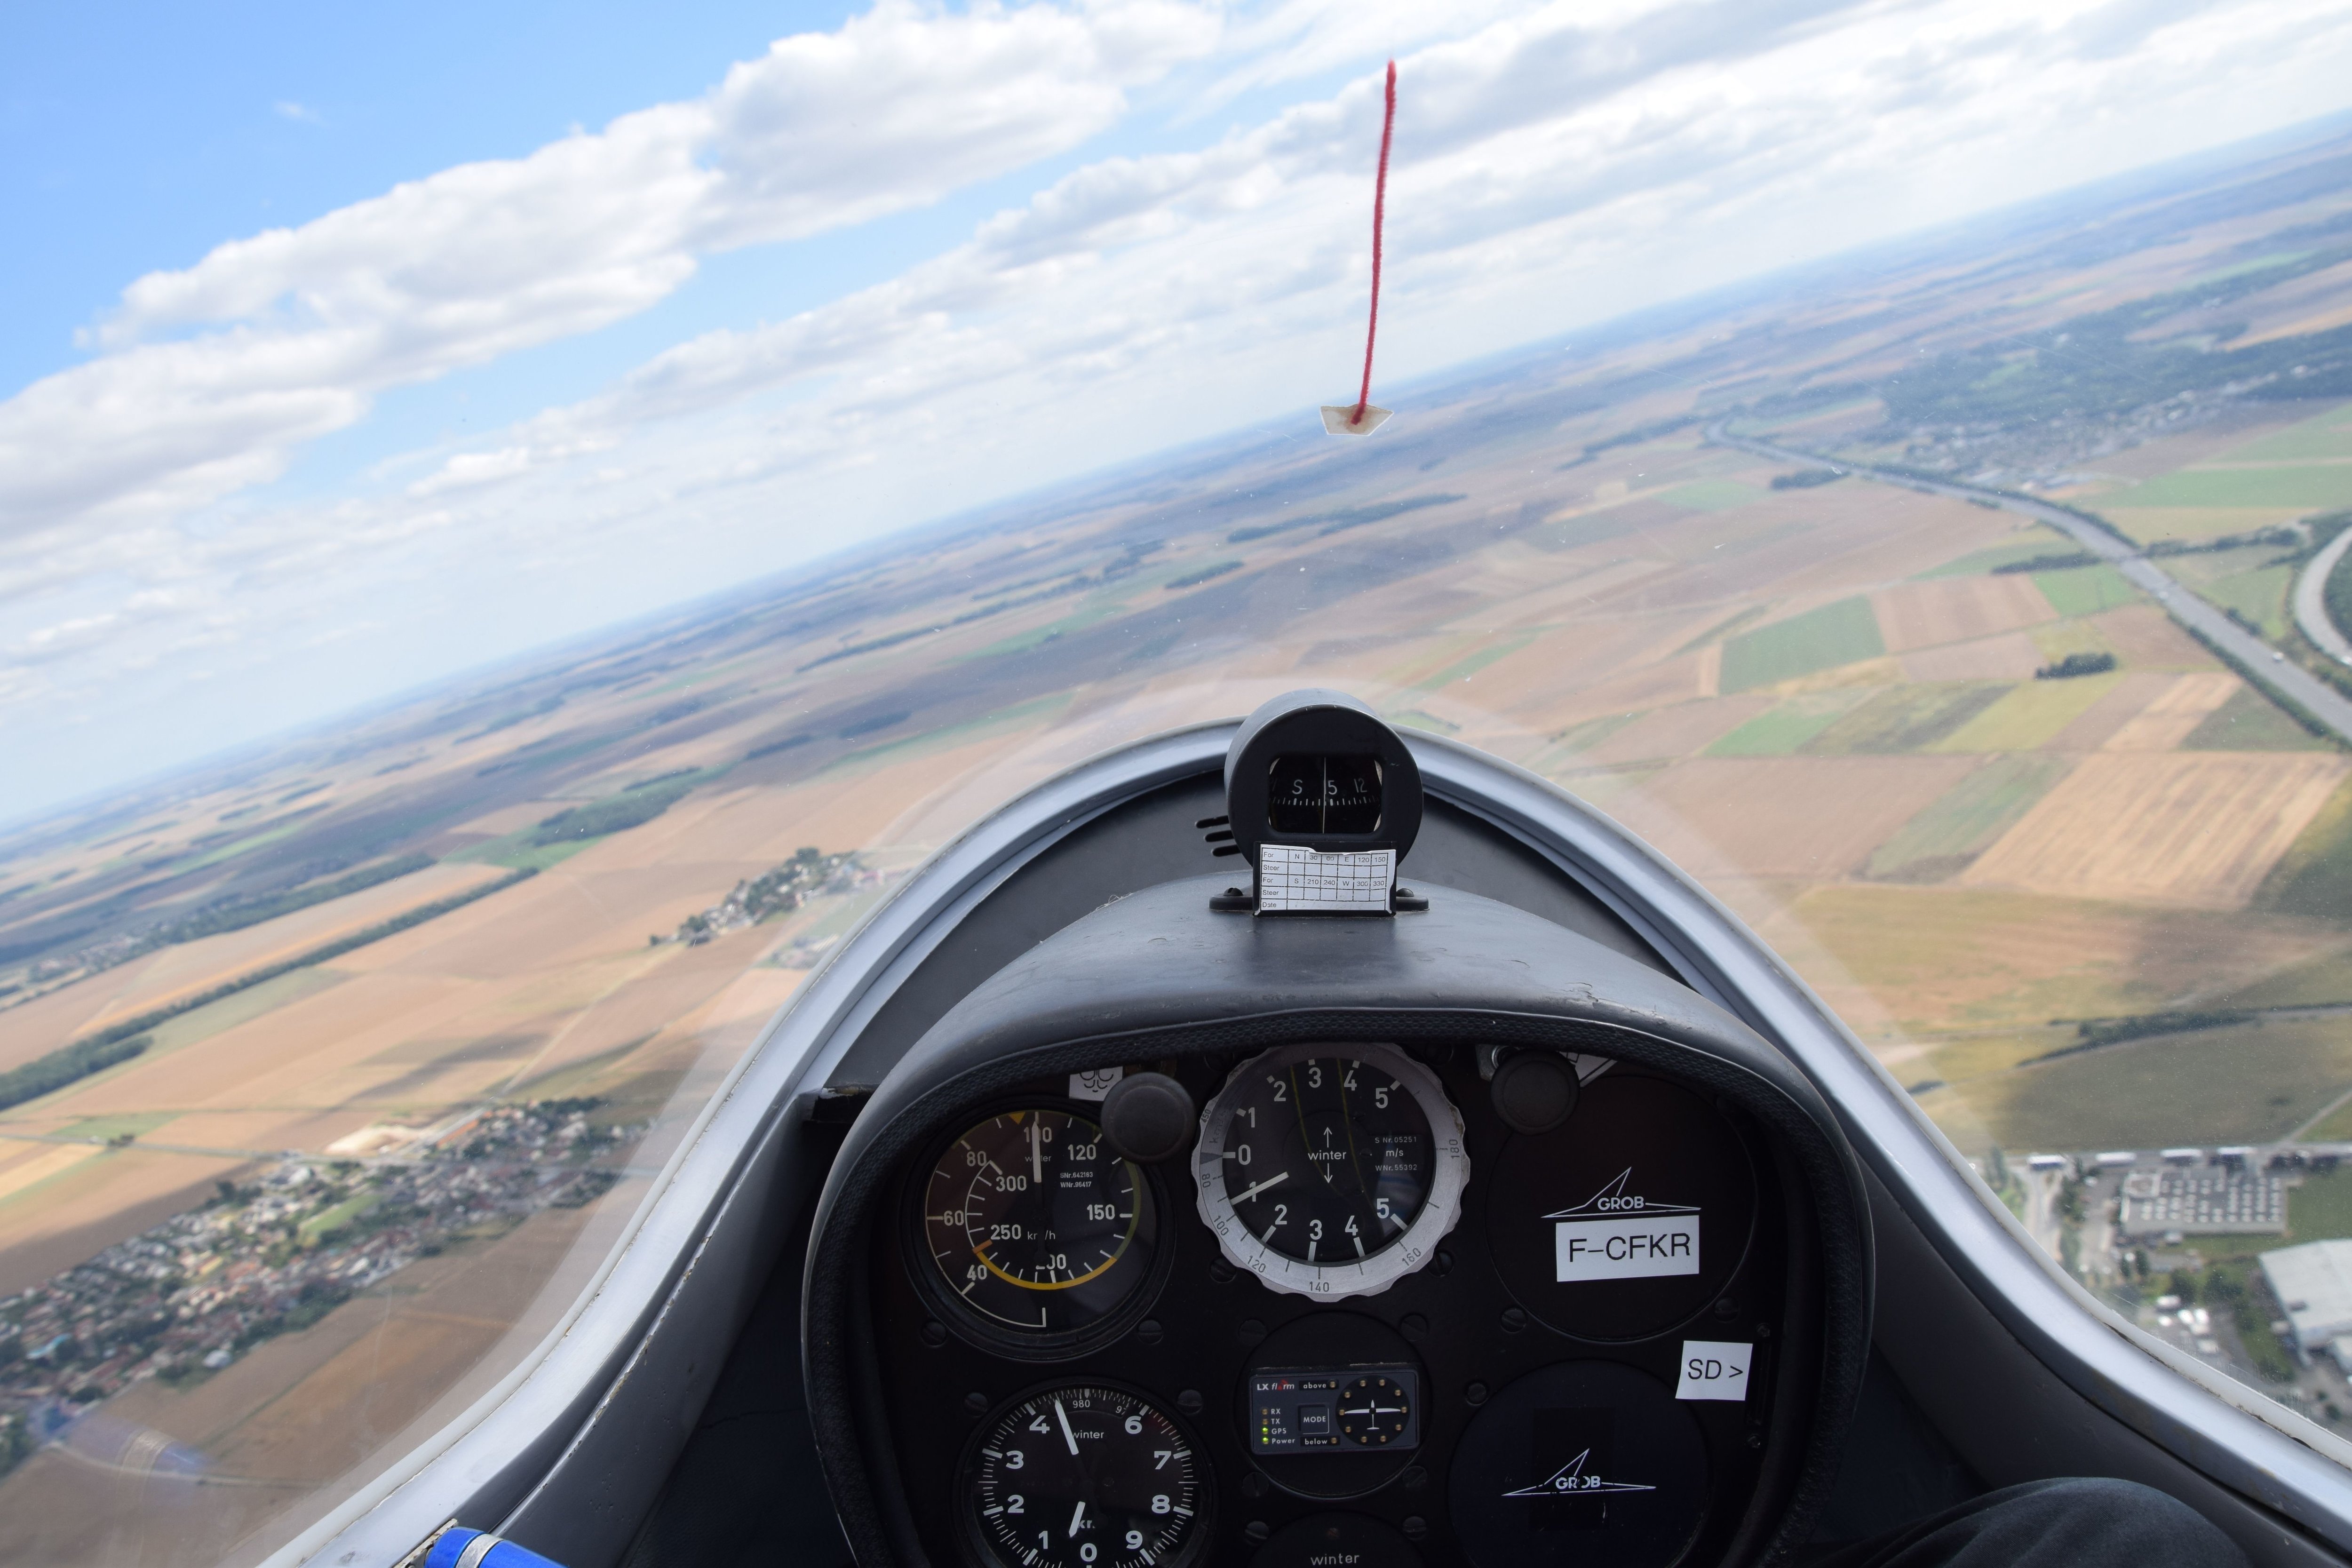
xmin=1350 ymin=60 xmax=1398 ymax=430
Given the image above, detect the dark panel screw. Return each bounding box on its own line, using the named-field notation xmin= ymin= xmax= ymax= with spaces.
xmin=1501 ymin=1307 xmax=1528 ymax=1333
xmin=1238 ymin=1319 xmax=1267 ymax=1346
xmin=1244 ymin=1522 xmax=1271 ymax=1544
xmin=1756 ymin=1322 xmax=1773 ymax=1339
xmin=921 ymin=1321 xmax=948 ymax=1347
xmin=1241 ymin=1472 xmax=1270 ymax=1499
xmin=1402 ymin=1517 xmax=1429 ymax=1542
xmin=1137 ymin=1319 xmax=1165 ymax=1345
xmin=1178 ymin=1388 xmax=1204 ymax=1416
xmin=1713 ymin=1298 xmax=1740 ymax=1320
xmin=1465 ymin=1382 xmax=1489 ymax=1407
xmin=1399 ymin=1313 xmax=1429 ymax=1342
xmin=965 ymin=1392 xmax=989 ymax=1415
xmin=1401 ymin=1465 xmax=1428 ymax=1493
xmin=1748 ymin=1429 xmax=1765 ymax=1449
xmin=1431 ymin=1249 xmax=1454 ymax=1278
xmin=1209 ymin=1259 xmax=1237 ymax=1285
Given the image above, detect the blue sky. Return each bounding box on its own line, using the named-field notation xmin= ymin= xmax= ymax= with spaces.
xmin=5 ymin=0 xmax=2351 ymax=825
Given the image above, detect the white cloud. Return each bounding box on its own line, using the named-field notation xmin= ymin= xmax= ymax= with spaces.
xmin=1 ymin=0 xmax=1220 ymax=544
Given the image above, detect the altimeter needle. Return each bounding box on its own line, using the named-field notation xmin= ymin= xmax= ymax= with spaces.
xmin=1232 ymin=1171 xmax=1289 ymax=1205
xmin=1056 ymin=1398 xmax=1080 ymax=1457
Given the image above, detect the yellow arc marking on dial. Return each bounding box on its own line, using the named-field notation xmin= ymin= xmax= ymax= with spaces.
xmin=971 ymin=1239 xmax=1125 ymax=1291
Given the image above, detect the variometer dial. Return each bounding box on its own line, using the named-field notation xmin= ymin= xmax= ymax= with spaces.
xmin=962 ymin=1385 xmax=1209 ymax=1568
xmin=921 ymin=1109 xmax=1157 ymax=1337
xmin=1193 ymin=1042 xmax=1466 ymax=1298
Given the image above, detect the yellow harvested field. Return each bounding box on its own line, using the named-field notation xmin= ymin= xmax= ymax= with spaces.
xmin=1900 ymin=632 xmax=2045 ymax=683
xmin=2105 ymin=506 xmax=2308 ymax=544
xmin=2100 ymin=672 xmax=2240 ymax=750
xmin=0 ymin=1140 xmax=103 ymax=1203
xmin=1872 ymin=577 xmax=2055 ymax=653
xmin=1930 ymin=675 xmax=2118 ymax=753
xmin=1963 ymin=752 xmax=2349 ymax=906
xmin=1611 ymin=755 xmax=1979 ymax=879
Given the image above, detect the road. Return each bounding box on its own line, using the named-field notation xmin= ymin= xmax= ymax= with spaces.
xmin=2294 ymin=524 xmax=2352 ymax=667
xmin=1709 ymin=424 xmax=2352 ymax=748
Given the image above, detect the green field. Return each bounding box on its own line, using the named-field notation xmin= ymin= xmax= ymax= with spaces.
xmin=2257 ymin=777 xmax=2352 ymax=917
xmin=2184 ymin=684 xmax=2331 ymax=751
xmin=1931 ymin=675 xmax=2118 ymax=751
xmin=1804 ymin=682 xmax=2010 ymax=755
xmin=2195 ymin=564 xmax=2296 ymax=639
xmin=2034 ymin=565 xmax=2140 ymax=616
xmin=2194 ymin=403 xmax=2352 ymax=465
xmin=2102 ymin=467 xmax=2352 ymax=510
xmin=1976 ymin=1014 xmax=2352 ymax=1150
xmin=1657 ymin=479 xmax=1767 ymax=512
xmin=1917 ymin=533 xmax=2082 ymax=578
xmin=1866 ymin=755 xmax=2072 ymax=881
xmin=1722 ymin=597 xmax=1885 ymax=692
xmin=1706 ymin=691 xmax=1867 ymax=755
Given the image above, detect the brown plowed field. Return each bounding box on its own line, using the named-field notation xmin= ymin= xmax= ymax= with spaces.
xmin=2090 ymin=604 xmax=2217 ymax=669
xmin=1871 ymin=576 xmax=2056 ymax=653
xmin=1900 ymin=632 xmax=2045 ymax=683
xmin=2044 ymin=671 xmax=2175 ymax=751
xmin=1962 ymin=752 xmax=2349 ymax=906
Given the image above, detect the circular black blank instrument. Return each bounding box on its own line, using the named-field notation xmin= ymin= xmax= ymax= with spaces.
xmin=1450 ymin=1360 xmax=1708 ymax=1568
xmin=1486 ymin=1074 xmax=1756 ymax=1342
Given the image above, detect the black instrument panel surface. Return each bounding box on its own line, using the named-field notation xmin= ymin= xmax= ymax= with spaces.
xmin=868 ymin=1049 xmax=1791 ymax=1568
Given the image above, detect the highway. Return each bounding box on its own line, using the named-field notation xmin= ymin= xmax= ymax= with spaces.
xmin=1708 ymin=424 xmax=2352 ymax=748
xmin=2294 ymin=523 xmax=2352 ymax=668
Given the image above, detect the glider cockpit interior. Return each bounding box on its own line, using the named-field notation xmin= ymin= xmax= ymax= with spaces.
xmin=368 ymin=692 xmax=2352 ymax=1568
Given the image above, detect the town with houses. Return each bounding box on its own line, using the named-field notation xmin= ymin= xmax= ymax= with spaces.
xmin=0 ymin=1101 xmax=630 ymax=1480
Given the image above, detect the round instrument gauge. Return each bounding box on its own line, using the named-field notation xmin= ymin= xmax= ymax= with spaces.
xmin=920 ymin=1109 xmax=1159 ymax=1339
xmin=962 ymin=1384 xmax=1209 ymax=1568
xmin=1194 ymin=1043 xmax=1466 ymax=1298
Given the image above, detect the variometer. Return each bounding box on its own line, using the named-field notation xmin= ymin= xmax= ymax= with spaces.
xmin=1193 ymin=1042 xmax=1466 ymax=1298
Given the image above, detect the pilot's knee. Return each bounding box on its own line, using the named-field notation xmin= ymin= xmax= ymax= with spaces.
xmin=1952 ymin=1478 xmax=2248 ymax=1568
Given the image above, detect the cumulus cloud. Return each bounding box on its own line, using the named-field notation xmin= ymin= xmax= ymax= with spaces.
xmin=0 ymin=0 xmax=1220 ymax=542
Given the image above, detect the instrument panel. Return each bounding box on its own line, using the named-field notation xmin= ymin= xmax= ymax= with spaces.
xmin=866 ymin=1043 xmax=1796 ymax=1568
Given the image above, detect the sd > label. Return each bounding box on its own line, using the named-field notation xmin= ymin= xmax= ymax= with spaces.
xmin=1675 ymin=1340 xmax=1752 ymax=1401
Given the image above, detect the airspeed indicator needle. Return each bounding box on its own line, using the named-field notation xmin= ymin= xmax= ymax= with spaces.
xmin=1232 ymin=1171 xmax=1289 ymax=1205
xmin=1056 ymin=1398 xmax=1080 ymax=1456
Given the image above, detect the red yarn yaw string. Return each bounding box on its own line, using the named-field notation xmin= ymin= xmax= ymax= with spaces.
xmin=1350 ymin=60 xmax=1398 ymax=429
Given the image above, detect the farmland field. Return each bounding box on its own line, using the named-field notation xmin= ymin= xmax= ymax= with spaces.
xmin=1721 ymin=597 xmax=1886 ymax=691
xmin=1963 ymin=752 xmax=2348 ymax=906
